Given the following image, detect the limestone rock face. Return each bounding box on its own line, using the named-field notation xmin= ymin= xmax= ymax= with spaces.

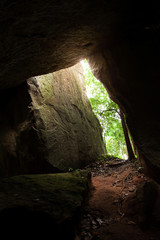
xmin=0 ymin=63 xmax=105 ymax=176
xmin=28 ymin=63 xmax=105 ymax=171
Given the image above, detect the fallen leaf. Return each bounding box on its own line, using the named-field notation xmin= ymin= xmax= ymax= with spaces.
xmin=127 ymin=221 xmax=136 ymax=225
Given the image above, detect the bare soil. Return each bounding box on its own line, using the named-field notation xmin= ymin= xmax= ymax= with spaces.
xmin=80 ymin=158 xmax=160 ymax=240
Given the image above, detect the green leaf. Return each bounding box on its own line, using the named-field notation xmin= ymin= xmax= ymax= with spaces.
xmin=82 ymin=60 xmax=127 ymax=159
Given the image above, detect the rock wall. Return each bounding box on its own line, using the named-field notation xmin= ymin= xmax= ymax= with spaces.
xmin=0 ymin=63 xmax=105 ymax=176
xmin=28 ymin=63 xmax=105 ymax=171
xmin=0 ymin=83 xmax=48 ymax=176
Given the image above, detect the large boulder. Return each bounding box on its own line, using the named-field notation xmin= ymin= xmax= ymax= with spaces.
xmin=0 ymin=63 xmax=105 ymax=176
xmin=0 ymin=170 xmax=91 ymax=239
xmin=28 ymin=63 xmax=105 ymax=171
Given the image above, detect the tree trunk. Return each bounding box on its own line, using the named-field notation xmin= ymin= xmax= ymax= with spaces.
xmin=120 ymin=109 xmax=135 ymax=161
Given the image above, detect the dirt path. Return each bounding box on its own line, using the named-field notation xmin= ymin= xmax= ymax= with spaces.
xmin=80 ymin=158 xmax=160 ymax=240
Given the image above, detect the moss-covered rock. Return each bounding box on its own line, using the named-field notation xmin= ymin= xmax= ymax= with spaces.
xmin=0 ymin=170 xmax=91 ymax=238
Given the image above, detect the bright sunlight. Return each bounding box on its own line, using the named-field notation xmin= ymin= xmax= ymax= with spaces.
xmin=81 ymin=59 xmax=128 ymax=159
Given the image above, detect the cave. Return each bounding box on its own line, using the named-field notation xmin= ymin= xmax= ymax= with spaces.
xmin=0 ymin=1 xmax=160 ymax=239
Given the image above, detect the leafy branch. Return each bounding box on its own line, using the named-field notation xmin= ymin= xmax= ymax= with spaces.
xmin=100 ymin=108 xmax=120 ymax=117
xmin=82 ymin=59 xmax=128 ymax=159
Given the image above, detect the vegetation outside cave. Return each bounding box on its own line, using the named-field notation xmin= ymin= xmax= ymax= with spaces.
xmin=81 ymin=59 xmax=135 ymax=161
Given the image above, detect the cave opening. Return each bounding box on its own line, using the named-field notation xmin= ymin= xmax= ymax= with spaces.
xmin=0 ymin=1 xmax=160 ymax=238
xmin=81 ymin=59 xmax=133 ymax=161
xmin=0 ymin=46 xmax=159 ymax=240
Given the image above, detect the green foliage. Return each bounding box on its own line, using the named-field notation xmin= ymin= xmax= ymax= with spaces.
xmin=98 ymin=152 xmax=117 ymax=162
xmin=82 ymin=59 xmax=127 ymax=159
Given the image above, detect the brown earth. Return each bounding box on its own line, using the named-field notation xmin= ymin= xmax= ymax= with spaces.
xmin=80 ymin=158 xmax=160 ymax=240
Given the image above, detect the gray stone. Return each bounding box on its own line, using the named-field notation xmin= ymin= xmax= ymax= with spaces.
xmin=28 ymin=63 xmax=106 ymax=171
xmin=0 ymin=63 xmax=105 ymax=176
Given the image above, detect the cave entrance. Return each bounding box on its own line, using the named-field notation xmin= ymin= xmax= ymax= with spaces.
xmin=81 ymin=59 xmax=134 ymax=161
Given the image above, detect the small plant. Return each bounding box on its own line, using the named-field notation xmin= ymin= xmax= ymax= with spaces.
xmin=137 ymin=166 xmax=144 ymax=173
xmin=132 ymin=159 xmax=144 ymax=172
xmin=98 ymin=153 xmax=117 ymax=162
xmin=68 ymin=167 xmax=73 ymax=172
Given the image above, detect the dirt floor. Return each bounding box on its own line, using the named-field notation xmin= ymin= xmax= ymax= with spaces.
xmin=80 ymin=158 xmax=160 ymax=240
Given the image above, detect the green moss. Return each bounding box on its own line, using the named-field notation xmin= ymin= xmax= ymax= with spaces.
xmin=0 ymin=170 xmax=91 ymax=222
xmin=39 ymin=74 xmax=54 ymax=100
